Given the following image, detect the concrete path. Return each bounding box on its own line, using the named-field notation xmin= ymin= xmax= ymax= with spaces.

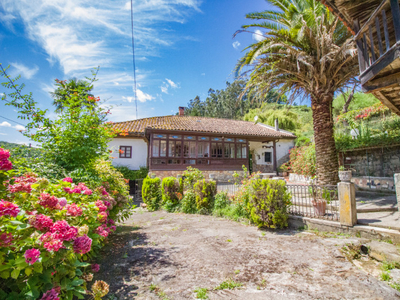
xmin=94 ymin=210 xmax=399 ymax=299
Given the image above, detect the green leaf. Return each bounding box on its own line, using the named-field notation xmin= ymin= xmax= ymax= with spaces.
xmin=71 ymin=278 xmax=84 ymax=286
xmin=0 ymin=270 xmax=10 ymax=279
xmin=17 ymin=224 xmax=29 ymax=230
xmin=75 ymin=268 xmax=82 ymax=276
xmin=33 ymin=263 xmax=43 ymax=274
xmin=0 ymin=264 xmax=11 ymax=272
xmin=25 ymin=267 xmax=32 ymax=276
xmin=11 ymin=269 xmax=20 ymax=279
xmin=74 ymin=261 xmax=90 ymax=267
xmin=73 ymin=291 xmax=85 ymax=299
xmin=10 ymin=221 xmax=24 ymax=225
xmin=67 ymin=290 xmax=73 ymax=300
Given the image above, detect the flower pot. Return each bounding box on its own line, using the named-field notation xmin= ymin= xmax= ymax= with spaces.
xmin=312 ymin=200 xmax=326 ymax=216
xmin=339 ymin=170 xmax=352 ymax=182
xmin=283 ymin=171 xmax=288 ymax=177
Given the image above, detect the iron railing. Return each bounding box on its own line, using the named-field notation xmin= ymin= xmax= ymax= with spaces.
xmin=286 ymin=184 xmax=339 ymax=221
xmin=216 ymin=181 xmax=242 ymax=196
xmin=129 ymin=179 xmax=143 ymax=204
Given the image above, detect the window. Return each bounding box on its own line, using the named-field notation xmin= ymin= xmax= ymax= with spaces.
xmin=119 ymin=146 xmax=132 ymax=158
xmin=264 ymin=152 xmax=272 ymax=163
xmin=198 ymin=142 xmax=210 ymax=158
xmin=184 ymin=141 xmax=196 ymax=158
xmin=168 ymin=140 xmax=182 ymax=157
xmin=224 ymin=143 xmax=235 ymax=158
xmin=211 ymin=143 xmax=223 ymax=158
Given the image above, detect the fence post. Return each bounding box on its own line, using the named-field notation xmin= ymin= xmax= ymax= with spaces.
xmin=395 ymin=174 xmax=400 ymax=204
xmin=338 ymin=181 xmax=357 ymax=226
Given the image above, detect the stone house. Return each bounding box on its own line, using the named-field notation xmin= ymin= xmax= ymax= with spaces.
xmin=109 ymin=108 xmax=296 ymax=180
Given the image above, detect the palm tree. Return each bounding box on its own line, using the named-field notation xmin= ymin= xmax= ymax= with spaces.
xmin=51 ymin=78 xmax=94 ymax=112
xmin=236 ymin=0 xmax=358 ymax=184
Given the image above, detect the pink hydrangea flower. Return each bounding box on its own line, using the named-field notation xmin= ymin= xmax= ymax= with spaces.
xmin=104 ymin=201 xmax=111 ymax=207
xmin=99 ymin=186 xmax=109 ymax=196
xmin=108 ymin=219 xmax=115 ymax=225
xmin=91 ymin=263 xmax=100 ymax=272
xmin=95 ymin=226 xmax=108 ymax=238
xmin=40 ymin=288 xmax=60 ymax=300
xmin=0 ymin=148 xmax=12 ymax=171
xmin=8 ymin=182 xmax=32 ymax=193
xmin=73 ymin=234 xmax=92 ymax=254
xmin=14 ymin=174 xmax=37 ymax=184
xmin=51 ymin=221 xmax=77 ymax=241
xmin=63 ymin=187 xmax=73 ymax=194
xmin=97 ymin=212 xmax=108 ymax=223
xmin=72 ymin=188 xmax=81 ymax=194
xmin=95 ymin=200 xmax=107 ymax=212
xmin=43 ymin=239 xmax=63 ymax=252
xmin=0 ymin=200 xmax=20 ymax=217
xmin=31 ymin=214 xmax=53 ymax=231
xmin=58 ymin=198 xmax=67 ymax=208
xmin=110 ymin=226 xmax=116 ymax=231
xmin=39 ymin=193 xmax=60 ymax=210
xmin=62 ymin=177 xmax=73 ymax=183
xmin=0 ymin=232 xmax=13 ymax=247
xmin=83 ymin=189 xmax=92 ymax=195
xmin=24 ymin=248 xmax=40 ymax=265
xmin=66 ymin=203 xmax=82 ymax=217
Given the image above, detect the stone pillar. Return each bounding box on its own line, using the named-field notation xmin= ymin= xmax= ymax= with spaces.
xmin=395 ymin=174 xmax=400 ymax=203
xmin=338 ymin=182 xmax=357 ymax=226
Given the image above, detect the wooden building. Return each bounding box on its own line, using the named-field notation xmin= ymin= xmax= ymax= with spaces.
xmin=321 ymin=0 xmax=400 ymax=115
xmin=109 ymin=108 xmax=296 ymax=180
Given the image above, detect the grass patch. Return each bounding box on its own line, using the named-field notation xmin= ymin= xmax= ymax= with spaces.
xmin=381 ymin=261 xmax=400 ymax=271
xmin=380 ymin=272 xmax=391 ymax=282
xmin=234 ymin=269 xmax=240 ymax=274
xmin=194 ymin=287 xmax=208 ymax=299
xmin=214 ymin=278 xmax=243 ymax=290
xmin=390 ymin=282 xmax=400 ymax=291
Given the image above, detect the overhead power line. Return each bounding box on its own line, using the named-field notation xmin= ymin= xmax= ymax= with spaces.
xmin=0 ymin=114 xmax=26 ymax=127
xmin=130 ymin=0 xmax=138 ymax=119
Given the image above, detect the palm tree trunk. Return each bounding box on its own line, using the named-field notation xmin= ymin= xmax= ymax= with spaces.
xmin=311 ymin=92 xmax=339 ymax=185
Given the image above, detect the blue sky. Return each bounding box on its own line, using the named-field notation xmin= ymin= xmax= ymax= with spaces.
xmin=0 ymin=0 xmax=272 ymax=144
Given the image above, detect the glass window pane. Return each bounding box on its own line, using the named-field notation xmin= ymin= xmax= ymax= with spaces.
xmin=183 ymin=159 xmax=196 ymax=165
xmin=189 ymin=142 xmax=196 ymax=158
xmin=168 ymin=141 xmax=175 ymax=157
xmin=153 ymin=134 xmax=167 ymax=139
xmin=236 ymin=138 xmax=246 ymax=143
xmin=160 ymin=140 xmax=167 ymax=157
xmin=264 ymin=152 xmax=271 ymax=163
xmin=236 ymin=144 xmax=242 ymax=158
xmin=184 ymin=136 xmax=195 ymax=140
xmin=169 ymin=135 xmax=182 ymax=139
xmin=217 ymin=143 xmax=223 ymax=158
xmin=225 ymin=138 xmax=234 ymax=142
xmin=199 ymin=136 xmax=209 ymax=141
xmin=242 ymin=144 xmax=247 ymax=159
xmin=152 ymin=140 xmax=160 ymax=157
xmin=176 ymin=141 xmax=182 ymax=157
xmin=211 ymin=143 xmax=217 ymax=158
xmin=230 ymin=144 xmax=235 ymax=158
xmin=168 ymin=159 xmax=181 ymax=164
xmin=211 ymin=137 xmax=222 ymax=141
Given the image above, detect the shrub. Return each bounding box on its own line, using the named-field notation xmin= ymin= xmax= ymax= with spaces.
xmin=180 ymin=190 xmax=197 ymax=214
xmin=0 ymin=148 xmax=117 ymax=299
xmin=214 ymin=192 xmax=230 ymax=210
xmin=288 ymin=144 xmax=316 ymax=177
xmin=161 ymin=177 xmax=182 ymax=212
xmin=183 ymin=167 xmax=204 ymax=190
xmin=193 ymin=180 xmax=216 ymax=214
xmin=142 ymin=177 xmax=161 ymax=211
xmin=247 ymin=179 xmax=291 ymax=228
xmin=113 ymin=166 xmax=148 ymax=181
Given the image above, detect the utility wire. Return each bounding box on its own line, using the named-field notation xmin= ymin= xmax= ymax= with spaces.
xmin=0 ymin=114 xmax=26 ymax=127
xmin=130 ymin=0 xmax=138 ymax=119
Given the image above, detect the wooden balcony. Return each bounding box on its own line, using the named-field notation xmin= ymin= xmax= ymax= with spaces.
xmin=354 ymin=0 xmax=400 ymax=115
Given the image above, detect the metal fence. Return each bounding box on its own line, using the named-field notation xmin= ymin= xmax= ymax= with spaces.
xmin=286 ymin=184 xmax=339 ymax=221
xmin=215 ymin=181 xmax=340 ymax=221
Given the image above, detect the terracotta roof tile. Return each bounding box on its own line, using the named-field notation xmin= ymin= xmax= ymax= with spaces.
xmin=113 ymin=115 xmax=296 ymax=139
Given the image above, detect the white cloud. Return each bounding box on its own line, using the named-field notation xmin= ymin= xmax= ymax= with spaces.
xmin=165 ymin=78 xmax=178 ymax=89
xmin=136 ymin=89 xmax=154 ymax=102
xmin=161 ymin=78 xmax=180 ymax=94
xmin=252 ymin=29 xmax=265 ymax=42
xmin=14 ymin=125 xmax=25 ymax=131
xmin=0 ymin=133 xmax=7 ymax=136
xmin=0 ymin=121 xmax=11 ymax=127
xmin=232 ymin=41 xmax=240 ymax=49
xmin=11 ymin=62 xmax=39 ymax=79
xmin=201 ymin=73 xmax=205 ymax=76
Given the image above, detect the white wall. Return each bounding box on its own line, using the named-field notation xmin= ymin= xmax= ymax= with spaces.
xmin=249 ymin=139 xmax=294 ymax=166
xmin=108 ymin=138 xmax=148 ymax=170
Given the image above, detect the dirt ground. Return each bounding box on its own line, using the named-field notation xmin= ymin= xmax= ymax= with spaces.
xmin=93 ymin=209 xmax=400 ymax=299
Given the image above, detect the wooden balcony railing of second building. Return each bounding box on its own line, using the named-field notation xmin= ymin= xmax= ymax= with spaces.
xmin=354 ymin=0 xmax=400 ymax=86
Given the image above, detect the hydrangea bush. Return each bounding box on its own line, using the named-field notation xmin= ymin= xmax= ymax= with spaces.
xmin=0 ymin=148 xmax=126 ymax=299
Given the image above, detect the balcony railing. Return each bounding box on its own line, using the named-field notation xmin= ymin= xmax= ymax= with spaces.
xmin=354 ymin=0 xmax=400 ymax=75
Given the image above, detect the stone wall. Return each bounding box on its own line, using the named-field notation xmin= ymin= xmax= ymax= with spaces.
xmin=351 ymin=176 xmax=395 ymax=191
xmin=341 ymin=145 xmax=400 ymax=177
xmin=150 ymin=170 xmax=244 ymax=181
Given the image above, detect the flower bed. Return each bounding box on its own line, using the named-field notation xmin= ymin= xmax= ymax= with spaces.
xmin=0 ymin=148 xmax=129 ymax=299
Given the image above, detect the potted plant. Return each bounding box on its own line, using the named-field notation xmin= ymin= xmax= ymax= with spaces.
xmin=280 ymin=162 xmax=290 ymax=177
xmin=308 ymin=185 xmax=335 ymax=216
xmin=338 ymin=166 xmax=352 ymax=182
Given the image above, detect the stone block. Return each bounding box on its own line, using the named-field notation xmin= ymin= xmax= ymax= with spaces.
xmin=367 ymin=240 xmax=400 ymax=263
xmin=338 ymin=182 xmax=357 ymax=227
xmin=395 ymin=174 xmax=400 ymax=203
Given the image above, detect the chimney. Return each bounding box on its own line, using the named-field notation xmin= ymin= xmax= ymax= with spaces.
xmin=275 ymin=118 xmax=279 ymax=131
xmin=179 ymin=106 xmax=185 ymax=116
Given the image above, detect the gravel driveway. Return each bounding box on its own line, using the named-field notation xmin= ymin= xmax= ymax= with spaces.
xmin=94 ymin=209 xmax=400 ymax=299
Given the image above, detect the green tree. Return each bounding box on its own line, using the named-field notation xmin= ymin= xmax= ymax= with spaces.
xmin=236 ymin=0 xmax=358 ymax=184
xmin=51 ymin=77 xmax=94 ymax=112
